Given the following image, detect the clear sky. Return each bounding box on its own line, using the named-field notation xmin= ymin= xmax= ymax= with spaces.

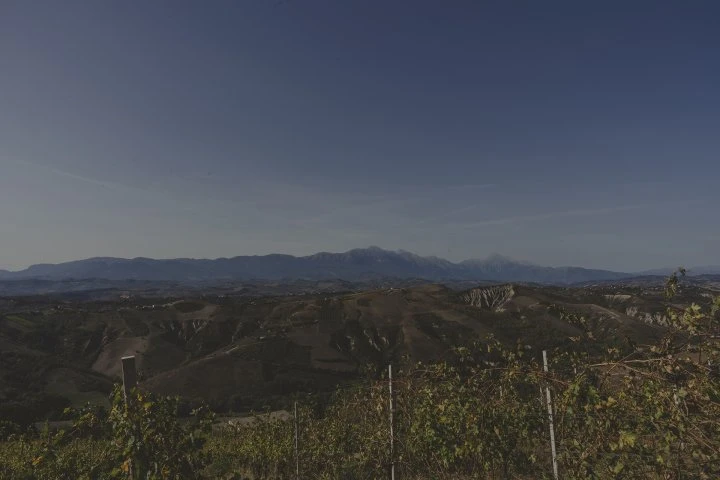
xmin=1 ymin=0 xmax=718 ymax=271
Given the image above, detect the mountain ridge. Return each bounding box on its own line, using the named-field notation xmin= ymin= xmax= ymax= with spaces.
xmin=0 ymin=247 xmax=716 ymax=285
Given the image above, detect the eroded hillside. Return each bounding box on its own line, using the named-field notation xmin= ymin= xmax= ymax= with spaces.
xmin=1 ymin=282 xmax=712 ymax=422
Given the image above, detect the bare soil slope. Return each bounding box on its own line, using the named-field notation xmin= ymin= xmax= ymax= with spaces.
xmin=1 ymin=282 xmax=709 ymax=421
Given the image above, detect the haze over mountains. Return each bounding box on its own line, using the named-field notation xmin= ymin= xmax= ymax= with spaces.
xmin=0 ymin=247 xmax=717 ymax=286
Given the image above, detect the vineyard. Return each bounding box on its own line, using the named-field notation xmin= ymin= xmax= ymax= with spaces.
xmin=1 ymin=273 xmax=718 ymax=479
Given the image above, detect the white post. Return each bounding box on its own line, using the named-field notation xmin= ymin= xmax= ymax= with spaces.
xmin=389 ymin=364 xmax=395 ymax=480
xmin=543 ymin=350 xmax=559 ymax=480
xmin=294 ymin=400 xmax=300 ymax=480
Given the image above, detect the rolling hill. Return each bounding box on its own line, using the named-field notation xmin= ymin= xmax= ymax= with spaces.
xmin=3 ymin=279 xmax=711 ymax=423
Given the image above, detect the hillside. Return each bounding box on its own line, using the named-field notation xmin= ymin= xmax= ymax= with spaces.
xmin=2 ymin=280 xmax=711 ymax=423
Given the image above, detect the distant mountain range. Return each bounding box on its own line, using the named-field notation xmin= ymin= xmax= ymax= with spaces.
xmin=0 ymin=247 xmax=717 ymax=286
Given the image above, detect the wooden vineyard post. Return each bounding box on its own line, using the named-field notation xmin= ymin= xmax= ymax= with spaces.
xmin=543 ymin=350 xmax=559 ymax=480
xmin=121 ymin=355 xmax=137 ymax=404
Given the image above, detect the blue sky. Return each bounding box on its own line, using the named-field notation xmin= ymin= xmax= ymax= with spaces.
xmin=1 ymin=0 xmax=718 ymax=271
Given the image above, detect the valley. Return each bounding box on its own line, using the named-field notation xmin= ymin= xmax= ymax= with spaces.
xmin=2 ymin=278 xmax=714 ymax=424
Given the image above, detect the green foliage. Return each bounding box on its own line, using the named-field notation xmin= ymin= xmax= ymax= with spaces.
xmin=0 ymin=424 xmax=107 ymax=479
xmin=551 ymin=270 xmax=720 ymax=479
xmin=0 ymin=421 xmax=23 ymax=442
xmin=106 ymin=386 xmax=215 ymax=479
xmin=0 ymin=387 xmax=214 ymax=479
xmin=399 ymin=354 xmax=545 ymax=478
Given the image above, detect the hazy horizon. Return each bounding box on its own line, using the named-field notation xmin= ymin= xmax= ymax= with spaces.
xmin=0 ymin=245 xmax=715 ymax=274
xmin=1 ymin=1 xmax=718 ymax=272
